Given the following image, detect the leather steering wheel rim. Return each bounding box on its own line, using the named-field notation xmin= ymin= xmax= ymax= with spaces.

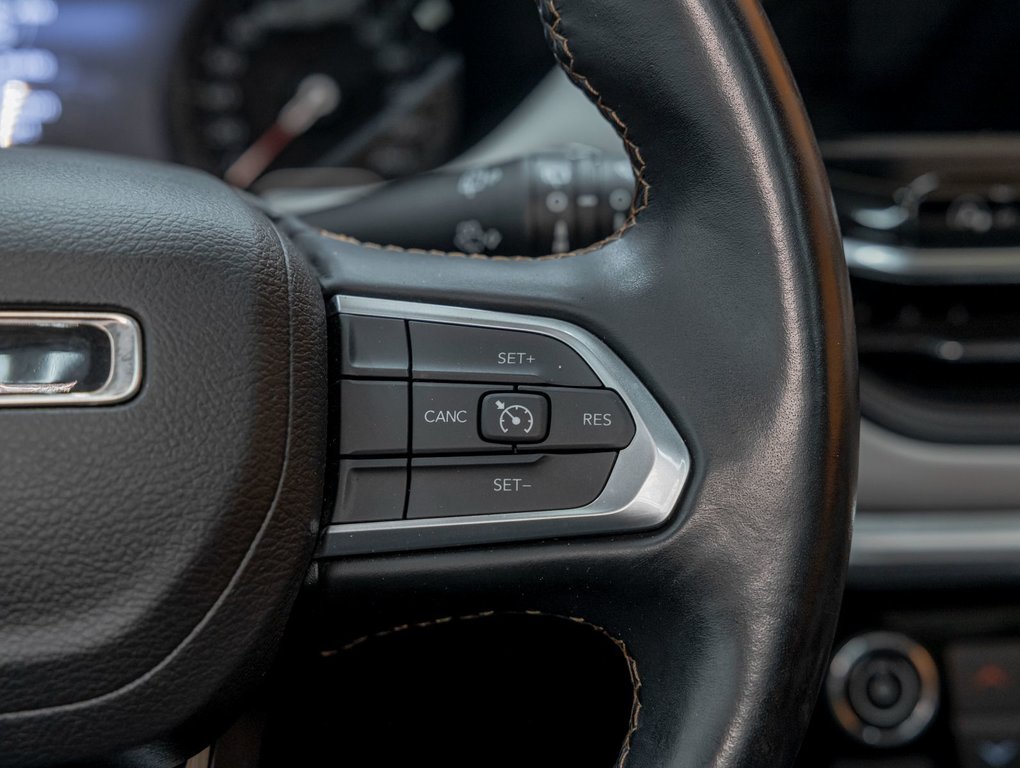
xmin=290 ymin=0 xmax=858 ymax=765
xmin=0 ymin=0 xmax=856 ymax=765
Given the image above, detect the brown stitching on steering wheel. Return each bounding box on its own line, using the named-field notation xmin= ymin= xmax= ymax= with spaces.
xmin=325 ymin=609 xmax=642 ymax=768
xmin=317 ymin=0 xmax=650 ymax=262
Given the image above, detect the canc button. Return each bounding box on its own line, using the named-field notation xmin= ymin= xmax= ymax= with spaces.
xmin=412 ymin=383 xmax=510 ymax=454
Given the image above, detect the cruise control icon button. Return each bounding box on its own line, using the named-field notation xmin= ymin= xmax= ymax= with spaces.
xmin=480 ymin=392 xmax=548 ymax=443
xmin=498 ymin=402 xmax=533 ymax=433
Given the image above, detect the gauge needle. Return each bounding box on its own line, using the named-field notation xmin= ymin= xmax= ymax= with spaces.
xmin=224 ymin=73 xmax=341 ymax=188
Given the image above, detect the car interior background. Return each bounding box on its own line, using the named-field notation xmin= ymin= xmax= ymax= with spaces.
xmin=1 ymin=1 xmax=1019 ymax=767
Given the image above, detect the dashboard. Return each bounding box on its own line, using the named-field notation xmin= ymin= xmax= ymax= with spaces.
xmin=768 ymin=0 xmax=1020 ymax=137
xmin=5 ymin=2 xmax=1020 ymax=767
xmin=0 ymin=0 xmax=551 ymax=183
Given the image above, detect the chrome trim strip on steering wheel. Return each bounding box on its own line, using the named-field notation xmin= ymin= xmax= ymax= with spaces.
xmin=0 ymin=311 xmax=142 ymax=407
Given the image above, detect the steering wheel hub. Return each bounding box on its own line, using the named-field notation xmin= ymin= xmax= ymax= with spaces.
xmin=0 ymin=149 xmax=326 ymax=766
xmin=0 ymin=0 xmax=856 ymax=765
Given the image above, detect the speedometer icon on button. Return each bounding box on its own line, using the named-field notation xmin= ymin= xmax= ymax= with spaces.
xmin=480 ymin=393 xmax=549 ymax=444
xmin=498 ymin=402 xmax=534 ymax=435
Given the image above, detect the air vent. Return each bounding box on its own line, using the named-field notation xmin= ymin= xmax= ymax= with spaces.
xmin=826 ymin=138 xmax=1020 ymax=444
xmin=854 ymin=278 xmax=1020 ymax=443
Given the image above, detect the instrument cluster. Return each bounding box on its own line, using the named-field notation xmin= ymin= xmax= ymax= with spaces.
xmin=0 ymin=0 xmax=551 ymax=187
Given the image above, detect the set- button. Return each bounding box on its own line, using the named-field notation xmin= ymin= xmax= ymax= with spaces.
xmin=407 ymin=453 xmax=617 ymax=518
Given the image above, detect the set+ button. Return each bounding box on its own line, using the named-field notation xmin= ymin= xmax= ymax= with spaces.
xmin=408 ymin=321 xmax=600 ymax=387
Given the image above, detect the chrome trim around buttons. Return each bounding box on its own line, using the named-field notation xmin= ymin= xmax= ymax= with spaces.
xmin=0 ymin=312 xmax=142 ymax=407
xmin=844 ymin=237 xmax=1020 ymax=284
xmin=317 ymin=295 xmax=692 ymax=557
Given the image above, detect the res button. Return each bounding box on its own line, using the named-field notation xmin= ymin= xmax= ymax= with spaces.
xmin=527 ymin=387 xmax=635 ymax=451
xmin=408 ymin=321 xmax=600 ymax=387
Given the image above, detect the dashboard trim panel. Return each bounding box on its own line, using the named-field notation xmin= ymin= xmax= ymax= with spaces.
xmin=851 ymin=511 xmax=1020 ymax=586
xmin=844 ymin=237 xmax=1020 ymax=284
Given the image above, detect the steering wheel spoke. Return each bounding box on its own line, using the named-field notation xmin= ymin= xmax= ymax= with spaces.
xmin=0 ymin=0 xmax=855 ymax=766
xmin=286 ymin=0 xmax=857 ymax=764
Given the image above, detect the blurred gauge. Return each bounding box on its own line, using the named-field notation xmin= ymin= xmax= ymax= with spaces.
xmin=171 ymin=0 xmax=463 ymax=185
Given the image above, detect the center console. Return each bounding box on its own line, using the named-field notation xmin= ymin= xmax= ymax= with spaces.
xmin=763 ymin=2 xmax=1020 ymax=766
xmin=799 ymin=594 xmax=1020 ymax=768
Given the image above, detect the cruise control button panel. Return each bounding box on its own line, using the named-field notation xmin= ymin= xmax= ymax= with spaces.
xmin=321 ymin=297 xmax=692 ymax=557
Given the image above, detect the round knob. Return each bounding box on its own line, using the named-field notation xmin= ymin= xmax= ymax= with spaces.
xmin=827 ymin=632 xmax=939 ymax=747
xmin=865 ymin=666 xmax=903 ymax=708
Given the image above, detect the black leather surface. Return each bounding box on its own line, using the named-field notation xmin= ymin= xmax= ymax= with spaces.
xmin=0 ymin=148 xmax=326 ymax=766
xmin=284 ymin=0 xmax=858 ymax=766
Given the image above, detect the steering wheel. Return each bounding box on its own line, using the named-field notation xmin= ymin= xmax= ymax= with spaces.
xmin=0 ymin=0 xmax=856 ymax=766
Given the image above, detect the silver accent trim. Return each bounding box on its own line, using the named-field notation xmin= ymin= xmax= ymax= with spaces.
xmin=827 ymin=632 xmax=940 ymax=748
xmin=317 ymin=296 xmax=691 ymax=557
xmin=0 ymin=312 xmax=142 ymax=407
xmin=844 ymin=237 xmax=1020 ymax=283
xmin=851 ymin=511 xmax=1020 ymax=569
xmin=0 ymin=381 xmax=77 ymax=394
xmin=183 ymin=749 xmax=211 ymax=768
xmin=857 ymin=420 xmax=1020 ymax=513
